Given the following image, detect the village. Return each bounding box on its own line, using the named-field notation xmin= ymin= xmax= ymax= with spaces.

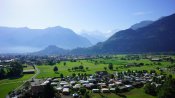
xmin=9 ymin=69 xmax=165 ymax=98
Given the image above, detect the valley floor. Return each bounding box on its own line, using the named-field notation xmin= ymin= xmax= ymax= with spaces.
xmin=1 ymin=54 xmax=175 ymax=98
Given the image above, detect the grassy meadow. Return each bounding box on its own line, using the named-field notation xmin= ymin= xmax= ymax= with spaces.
xmin=37 ymin=55 xmax=173 ymax=78
xmin=0 ymin=65 xmax=35 ymax=98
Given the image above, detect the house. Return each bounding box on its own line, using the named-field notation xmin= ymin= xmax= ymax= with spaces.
xmin=110 ymin=88 xmax=116 ymax=93
xmin=115 ymin=81 xmax=122 ymax=86
xmin=96 ymin=71 xmax=108 ymax=76
xmin=73 ymin=84 xmax=81 ymax=89
xmin=70 ymin=81 xmax=76 ymax=85
xmin=83 ymin=84 xmax=91 ymax=88
xmin=52 ymin=78 xmax=59 ymax=82
xmin=125 ymin=85 xmax=133 ymax=89
xmin=118 ymin=86 xmax=128 ymax=92
xmin=41 ymin=80 xmax=49 ymax=86
xmin=51 ymin=82 xmax=57 ymax=86
xmin=108 ymin=83 xmax=115 ymax=88
xmin=151 ymin=58 xmax=161 ymax=61
xmin=101 ymin=88 xmax=110 ymax=93
xmin=79 ymin=80 xmax=89 ymax=84
xmin=62 ymin=88 xmax=70 ymax=95
xmin=88 ymin=79 xmax=96 ymax=83
xmin=56 ymin=87 xmax=62 ymax=92
xmin=63 ymin=84 xmax=71 ymax=88
xmin=132 ymin=82 xmax=144 ymax=88
xmin=60 ymin=81 xmax=68 ymax=86
xmin=92 ymin=89 xmax=100 ymax=93
xmin=0 ymin=65 xmax=3 ymax=68
xmin=30 ymin=79 xmax=45 ymax=94
xmin=23 ymin=69 xmax=35 ymax=74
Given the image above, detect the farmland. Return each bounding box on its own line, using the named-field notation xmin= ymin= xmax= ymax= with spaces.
xmin=37 ymin=55 xmax=175 ymax=78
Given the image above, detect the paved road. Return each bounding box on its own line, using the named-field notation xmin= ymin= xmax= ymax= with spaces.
xmin=14 ymin=65 xmax=40 ymax=90
xmin=30 ymin=65 xmax=40 ymax=80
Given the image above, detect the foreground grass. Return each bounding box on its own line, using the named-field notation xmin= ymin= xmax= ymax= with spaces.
xmin=90 ymin=87 xmax=155 ymax=98
xmin=0 ymin=74 xmax=34 ymax=98
xmin=124 ymin=88 xmax=155 ymax=98
xmin=0 ymin=83 xmax=21 ymax=98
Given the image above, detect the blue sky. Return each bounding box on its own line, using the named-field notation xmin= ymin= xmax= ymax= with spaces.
xmin=0 ymin=0 xmax=175 ymax=33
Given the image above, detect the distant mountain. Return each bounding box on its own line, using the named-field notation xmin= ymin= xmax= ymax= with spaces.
xmin=32 ymin=45 xmax=68 ymax=56
xmin=79 ymin=30 xmax=107 ymax=45
xmin=79 ymin=30 xmax=118 ymax=45
xmin=130 ymin=20 xmax=154 ymax=30
xmin=71 ymin=13 xmax=175 ymax=55
xmin=0 ymin=26 xmax=92 ymax=53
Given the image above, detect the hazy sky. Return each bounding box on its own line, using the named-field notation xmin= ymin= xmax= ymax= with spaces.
xmin=0 ymin=0 xmax=175 ymax=33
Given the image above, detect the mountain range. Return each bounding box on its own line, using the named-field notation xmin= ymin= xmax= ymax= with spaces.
xmin=0 ymin=26 xmax=92 ymax=53
xmin=130 ymin=20 xmax=154 ymax=30
xmin=34 ymin=13 xmax=175 ymax=55
xmin=76 ymin=13 xmax=175 ymax=54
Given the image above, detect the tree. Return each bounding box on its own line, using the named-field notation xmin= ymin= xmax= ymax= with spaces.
xmin=72 ymin=73 xmax=76 ymax=77
xmin=116 ymin=67 xmax=118 ymax=71
xmin=63 ymin=62 xmax=66 ymax=66
xmin=60 ymin=73 xmax=64 ymax=78
xmin=79 ymin=88 xmax=86 ymax=95
xmin=53 ymin=66 xmax=58 ymax=73
xmin=8 ymin=61 xmax=23 ymax=77
xmin=48 ymin=59 xmax=56 ymax=65
xmin=115 ymin=87 xmax=120 ymax=93
xmin=0 ymin=68 xmax=6 ymax=79
xmin=68 ymin=68 xmax=71 ymax=72
xmin=110 ymin=74 xmax=114 ymax=79
xmin=74 ymin=67 xmax=78 ymax=71
xmin=108 ymin=63 xmax=113 ymax=70
xmin=79 ymin=65 xmax=84 ymax=70
xmin=144 ymin=83 xmax=157 ymax=96
xmin=104 ymin=67 xmax=107 ymax=71
xmin=84 ymin=91 xmax=90 ymax=98
xmin=157 ymin=78 xmax=175 ymax=98
xmin=86 ymin=67 xmax=89 ymax=70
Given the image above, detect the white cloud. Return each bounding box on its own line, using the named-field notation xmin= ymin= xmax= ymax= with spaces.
xmin=133 ymin=11 xmax=152 ymax=16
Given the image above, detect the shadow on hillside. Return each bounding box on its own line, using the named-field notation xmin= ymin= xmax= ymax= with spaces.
xmin=116 ymin=93 xmax=127 ymax=98
xmin=8 ymin=75 xmax=23 ymax=80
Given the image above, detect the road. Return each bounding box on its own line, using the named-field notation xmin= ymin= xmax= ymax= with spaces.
xmin=30 ymin=65 xmax=40 ymax=80
xmin=14 ymin=65 xmax=40 ymax=90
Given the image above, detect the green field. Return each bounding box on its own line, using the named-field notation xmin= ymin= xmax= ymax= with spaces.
xmin=37 ymin=60 xmax=115 ymax=78
xmin=37 ymin=57 xmax=173 ymax=78
xmin=0 ymin=74 xmax=34 ymax=98
xmin=0 ymin=64 xmax=35 ymax=98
